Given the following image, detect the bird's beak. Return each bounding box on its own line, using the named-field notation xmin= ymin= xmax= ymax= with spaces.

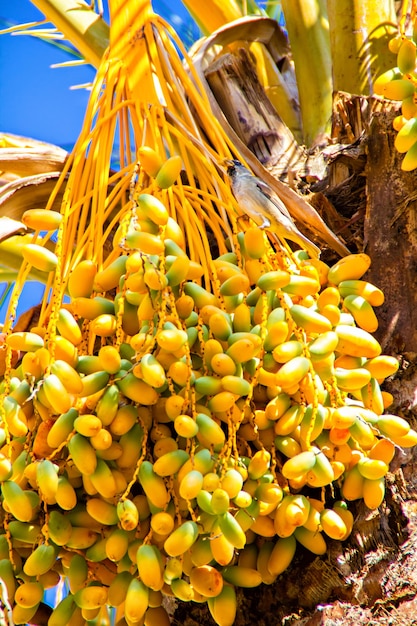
xmin=222 ymin=159 xmax=235 ymax=168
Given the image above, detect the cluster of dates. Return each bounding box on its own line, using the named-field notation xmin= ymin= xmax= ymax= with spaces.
xmin=0 ymin=151 xmax=414 ymax=626
xmin=374 ymin=32 xmax=417 ymax=170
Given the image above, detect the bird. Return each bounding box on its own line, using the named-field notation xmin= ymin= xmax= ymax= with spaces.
xmin=225 ymin=159 xmax=320 ymax=259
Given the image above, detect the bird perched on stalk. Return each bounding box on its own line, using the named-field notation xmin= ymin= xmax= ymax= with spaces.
xmin=225 ymin=159 xmax=320 ymax=259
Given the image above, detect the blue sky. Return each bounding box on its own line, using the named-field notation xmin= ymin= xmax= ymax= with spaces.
xmin=0 ymin=2 xmax=95 ymax=148
xmin=0 ymin=1 xmax=199 ymax=322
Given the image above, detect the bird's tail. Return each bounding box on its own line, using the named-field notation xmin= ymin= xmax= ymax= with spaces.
xmin=273 ymin=231 xmax=320 ymax=259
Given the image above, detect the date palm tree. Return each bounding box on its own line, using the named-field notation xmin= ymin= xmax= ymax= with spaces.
xmin=1 ymin=2 xmax=417 ymax=625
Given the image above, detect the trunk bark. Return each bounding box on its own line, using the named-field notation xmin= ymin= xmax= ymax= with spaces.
xmin=365 ymin=108 xmax=417 ymax=356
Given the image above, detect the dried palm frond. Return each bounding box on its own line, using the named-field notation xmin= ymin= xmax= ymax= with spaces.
xmin=191 ymin=16 xmax=349 ymax=256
